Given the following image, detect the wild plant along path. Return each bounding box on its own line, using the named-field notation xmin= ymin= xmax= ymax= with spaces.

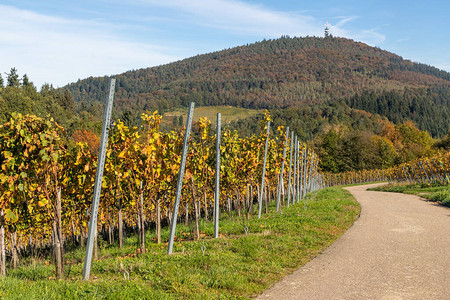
xmin=256 ymin=183 xmax=450 ymax=299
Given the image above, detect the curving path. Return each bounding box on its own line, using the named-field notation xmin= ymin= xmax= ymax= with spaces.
xmin=256 ymin=183 xmax=450 ymax=300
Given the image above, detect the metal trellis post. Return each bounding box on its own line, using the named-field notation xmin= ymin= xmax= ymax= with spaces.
xmin=258 ymin=121 xmax=270 ymax=219
xmin=286 ymin=131 xmax=294 ymax=208
xmin=299 ymin=144 xmax=305 ymax=201
xmin=276 ymin=127 xmax=289 ymax=212
xmin=292 ymin=136 xmax=298 ymax=203
xmin=167 ymin=102 xmax=195 ymax=255
xmin=82 ymin=78 xmax=115 ymax=280
xmin=214 ymin=113 xmax=221 ymax=238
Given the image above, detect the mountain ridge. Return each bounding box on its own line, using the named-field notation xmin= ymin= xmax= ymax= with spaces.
xmin=65 ymin=36 xmax=450 ymax=136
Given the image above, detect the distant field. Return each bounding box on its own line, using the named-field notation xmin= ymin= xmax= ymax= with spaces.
xmin=162 ymin=106 xmax=261 ymax=128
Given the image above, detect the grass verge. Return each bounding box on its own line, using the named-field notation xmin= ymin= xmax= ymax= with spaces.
xmin=368 ymin=182 xmax=450 ymax=207
xmin=0 ymin=187 xmax=360 ymax=299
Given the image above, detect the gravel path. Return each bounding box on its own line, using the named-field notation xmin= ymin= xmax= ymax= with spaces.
xmin=256 ymin=183 xmax=450 ymax=299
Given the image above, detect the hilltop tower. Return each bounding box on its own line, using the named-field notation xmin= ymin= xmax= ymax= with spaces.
xmin=325 ymin=20 xmax=330 ymax=38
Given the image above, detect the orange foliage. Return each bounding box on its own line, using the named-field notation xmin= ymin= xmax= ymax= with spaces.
xmin=380 ymin=120 xmax=434 ymax=162
xmin=380 ymin=121 xmax=399 ymax=144
xmin=72 ymin=129 xmax=100 ymax=153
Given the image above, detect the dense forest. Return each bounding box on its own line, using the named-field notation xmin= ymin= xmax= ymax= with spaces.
xmin=65 ymin=36 xmax=450 ymax=137
xmin=346 ymin=87 xmax=450 ymax=137
xmin=227 ymin=101 xmax=447 ymax=172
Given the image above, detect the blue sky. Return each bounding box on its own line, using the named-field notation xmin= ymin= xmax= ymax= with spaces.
xmin=1 ymin=0 xmax=449 ymax=88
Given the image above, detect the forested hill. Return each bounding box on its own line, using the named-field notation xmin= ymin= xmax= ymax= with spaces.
xmin=65 ymin=36 xmax=450 ymax=137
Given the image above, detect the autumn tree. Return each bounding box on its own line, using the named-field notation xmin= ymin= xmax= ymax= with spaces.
xmin=72 ymin=129 xmax=101 ymax=154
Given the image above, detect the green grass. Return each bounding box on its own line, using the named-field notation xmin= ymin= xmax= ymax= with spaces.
xmin=369 ymin=182 xmax=450 ymax=207
xmin=162 ymin=106 xmax=261 ymax=127
xmin=0 ymin=187 xmax=360 ymax=299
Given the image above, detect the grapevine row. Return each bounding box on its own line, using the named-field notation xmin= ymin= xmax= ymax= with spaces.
xmin=324 ymin=151 xmax=449 ymax=186
xmin=0 ymin=109 xmax=321 ymax=278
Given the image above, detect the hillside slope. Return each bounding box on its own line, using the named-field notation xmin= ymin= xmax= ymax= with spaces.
xmin=66 ymin=36 xmax=450 ymax=136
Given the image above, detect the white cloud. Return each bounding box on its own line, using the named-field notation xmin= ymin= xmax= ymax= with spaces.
xmin=395 ymin=37 xmax=410 ymax=43
xmin=334 ymin=16 xmax=359 ymax=27
xmin=0 ymin=5 xmax=180 ymax=88
xmin=330 ymin=17 xmax=386 ymax=46
xmin=434 ymin=63 xmax=450 ymax=72
xmin=138 ymin=0 xmax=323 ymax=37
xmin=138 ymin=0 xmax=386 ymax=45
xmin=0 ymin=2 xmax=394 ymax=88
xmin=354 ymin=28 xmax=386 ymax=45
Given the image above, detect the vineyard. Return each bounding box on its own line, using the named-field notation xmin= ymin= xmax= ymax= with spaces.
xmin=0 ymin=80 xmax=448 ymax=289
xmin=324 ymin=151 xmax=450 ymax=186
xmin=0 ymin=93 xmax=323 ymax=279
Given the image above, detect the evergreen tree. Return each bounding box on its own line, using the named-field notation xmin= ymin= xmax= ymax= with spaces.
xmin=6 ymin=67 xmax=20 ymax=87
xmin=21 ymin=74 xmax=32 ymax=87
xmin=65 ymin=89 xmax=76 ymax=111
xmin=0 ymin=74 xmax=3 ymax=88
